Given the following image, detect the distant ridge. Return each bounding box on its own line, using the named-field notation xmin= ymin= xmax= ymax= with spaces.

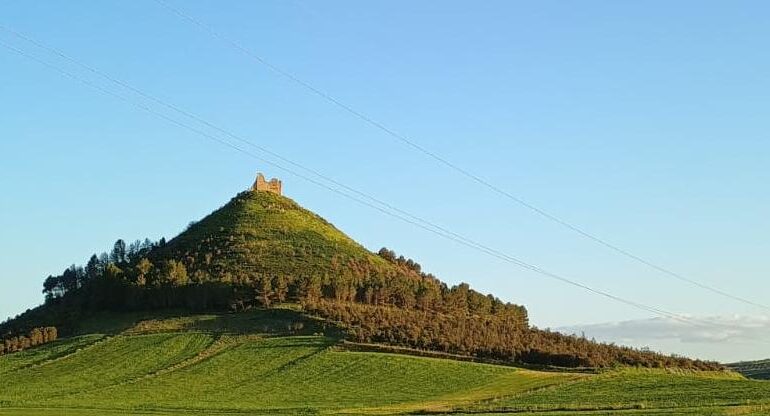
xmin=729 ymin=359 xmax=770 ymax=380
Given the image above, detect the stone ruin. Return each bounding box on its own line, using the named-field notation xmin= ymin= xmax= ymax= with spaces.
xmin=252 ymin=172 xmax=282 ymax=195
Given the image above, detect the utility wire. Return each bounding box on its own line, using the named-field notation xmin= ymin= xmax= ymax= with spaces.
xmin=0 ymin=37 xmax=709 ymax=329
xmin=6 ymin=30 xmax=770 ymax=345
xmin=150 ymin=0 xmax=770 ymax=313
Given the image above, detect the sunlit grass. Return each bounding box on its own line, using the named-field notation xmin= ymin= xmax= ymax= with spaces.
xmin=2 ymin=311 xmax=770 ymax=416
xmin=474 ymin=367 xmax=770 ymax=413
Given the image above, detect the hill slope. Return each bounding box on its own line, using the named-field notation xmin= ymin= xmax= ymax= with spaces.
xmin=0 ymin=310 xmax=578 ymax=414
xmin=154 ymin=190 xmax=396 ymax=281
xmin=1 ymin=310 xmax=769 ymax=416
xmin=0 ymin=188 xmax=718 ymax=370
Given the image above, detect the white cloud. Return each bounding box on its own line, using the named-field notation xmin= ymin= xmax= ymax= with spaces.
xmin=557 ymin=315 xmax=770 ymax=362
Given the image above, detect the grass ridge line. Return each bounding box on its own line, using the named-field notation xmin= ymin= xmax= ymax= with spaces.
xmin=73 ymin=332 xmax=234 ymax=394
xmin=10 ymin=335 xmax=110 ymax=373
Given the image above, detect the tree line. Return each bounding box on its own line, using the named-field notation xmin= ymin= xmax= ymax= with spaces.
xmin=0 ymin=327 xmax=58 ymax=356
xmin=8 ymin=235 xmax=721 ymax=371
xmin=36 ymin=239 xmax=527 ymax=333
xmin=305 ymin=301 xmax=721 ymax=370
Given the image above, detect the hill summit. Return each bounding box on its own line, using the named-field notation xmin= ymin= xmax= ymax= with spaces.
xmin=1 ymin=175 xmax=720 ymax=370
xmin=154 ymin=184 xmax=399 ymax=288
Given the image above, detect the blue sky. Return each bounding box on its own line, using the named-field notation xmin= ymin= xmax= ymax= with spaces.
xmin=1 ymin=1 xmax=769 ymax=361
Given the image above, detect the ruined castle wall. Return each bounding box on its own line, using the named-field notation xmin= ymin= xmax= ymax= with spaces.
xmin=252 ymin=173 xmax=282 ymax=195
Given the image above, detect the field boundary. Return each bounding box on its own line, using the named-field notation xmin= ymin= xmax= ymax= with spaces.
xmin=338 ymin=341 xmax=597 ymax=374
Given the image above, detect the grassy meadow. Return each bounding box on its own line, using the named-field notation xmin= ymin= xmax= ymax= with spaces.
xmin=1 ymin=309 xmax=769 ymax=416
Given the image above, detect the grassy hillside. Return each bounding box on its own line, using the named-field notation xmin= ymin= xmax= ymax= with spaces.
xmin=1 ymin=309 xmax=769 ymax=416
xmin=729 ymin=359 xmax=770 ymax=380
xmin=0 ymin=333 xmax=213 ymax=403
xmin=470 ymin=368 xmax=770 ymax=413
xmin=0 ymin=309 xmax=577 ymax=414
xmin=0 ymin=334 xmax=103 ymax=376
xmin=5 ymin=189 xmax=722 ymax=371
xmin=154 ymin=190 xmax=395 ymax=280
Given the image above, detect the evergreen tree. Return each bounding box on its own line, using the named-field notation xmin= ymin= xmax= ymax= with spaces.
xmin=85 ymin=254 xmax=101 ymax=281
xmin=110 ymin=239 xmax=127 ymax=264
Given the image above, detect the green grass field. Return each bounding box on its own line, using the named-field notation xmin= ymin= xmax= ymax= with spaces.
xmin=470 ymin=368 xmax=770 ymax=413
xmin=1 ymin=310 xmax=769 ymax=416
xmin=0 ymin=334 xmax=104 ymax=375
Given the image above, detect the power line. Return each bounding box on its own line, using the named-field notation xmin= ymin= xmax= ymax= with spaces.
xmin=6 ymin=29 xmax=770 ymax=346
xmin=150 ymin=0 xmax=770 ymax=313
xmin=0 ymin=36 xmax=708 ymax=329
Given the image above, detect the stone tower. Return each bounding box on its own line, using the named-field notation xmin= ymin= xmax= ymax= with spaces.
xmin=252 ymin=172 xmax=282 ymax=195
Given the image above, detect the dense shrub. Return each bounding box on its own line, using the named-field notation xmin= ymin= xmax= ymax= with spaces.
xmin=305 ymin=301 xmax=721 ymax=370
xmin=0 ymin=327 xmax=57 ymax=355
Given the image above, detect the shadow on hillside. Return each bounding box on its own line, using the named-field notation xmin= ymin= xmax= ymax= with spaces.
xmin=123 ymin=307 xmax=334 ymax=337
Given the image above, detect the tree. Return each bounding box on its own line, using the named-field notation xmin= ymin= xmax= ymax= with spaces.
xmin=104 ymin=263 xmax=123 ymax=280
xmin=327 ymin=275 xmax=349 ymax=302
xmin=110 ymin=239 xmax=127 ymax=264
xmin=416 ymin=281 xmax=440 ymax=310
xmin=29 ymin=328 xmax=43 ymax=346
xmin=42 ymin=275 xmax=61 ymax=301
xmin=85 ymin=254 xmax=101 ymax=281
xmin=99 ymin=252 xmax=109 ymax=266
xmin=191 ymin=269 xmax=210 ymax=284
xmin=405 ymin=259 xmax=421 ymax=273
xmin=377 ymin=247 xmax=396 ymax=262
xmin=127 ymin=240 xmax=142 ymax=263
xmin=44 ymin=327 xmax=58 ymax=342
xmin=135 ymin=258 xmax=153 ymax=286
xmin=0 ymin=327 xmax=58 ymax=355
xmin=300 ymin=275 xmax=322 ymax=304
xmin=162 ymin=260 xmax=188 ymax=286
xmin=258 ymin=275 xmax=272 ymax=308
xmin=74 ymin=265 xmax=86 ymax=288
xmin=61 ymin=266 xmax=79 ymax=292
xmin=273 ymin=275 xmax=288 ymax=303
xmin=447 ymin=283 xmax=470 ymax=313
xmin=468 ymin=291 xmax=493 ymax=315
